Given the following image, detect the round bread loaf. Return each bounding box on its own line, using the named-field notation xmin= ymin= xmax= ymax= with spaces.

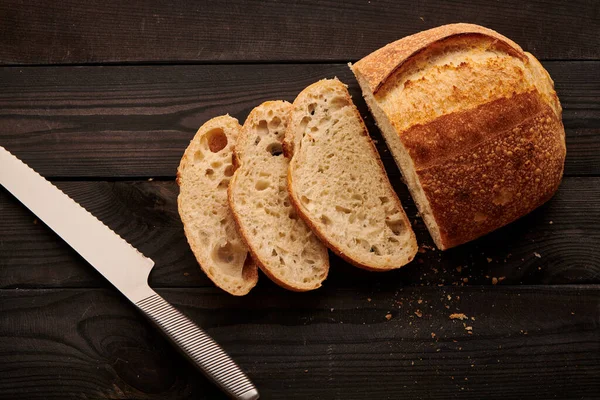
xmin=351 ymin=23 xmax=566 ymax=250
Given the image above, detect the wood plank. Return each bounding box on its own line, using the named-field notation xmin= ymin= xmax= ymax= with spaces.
xmin=1 ymin=177 xmax=598 ymax=289
xmin=0 ymin=62 xmax=598 ymax=177
xmin=1 ymin=0 xmax=598 ymax=64
xmin=0 ymin=286 xmax=597 ymax=399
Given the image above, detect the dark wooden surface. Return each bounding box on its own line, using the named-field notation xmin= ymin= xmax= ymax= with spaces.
xmin=0 ymin=1 xmax=599 ymax=399
xmin=1 ymin=0 xmax=599 ymax=64
xmin=1 ymin=286 xmax=598 ymax=400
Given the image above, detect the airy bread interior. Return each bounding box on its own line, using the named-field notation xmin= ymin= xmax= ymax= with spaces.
xmin=229 ymin=101 xmax=329 ymax=291
xmin=352 ymin=65 xmax=443 ymax=248
xmin=177 ymin=115 xmax=257 ymax=295
xmin=285 ymin=79 xmax=417 ymax=271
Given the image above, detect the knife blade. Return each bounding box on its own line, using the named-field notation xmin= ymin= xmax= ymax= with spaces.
xmin=0 ymin=146 xmax=259 ymax=400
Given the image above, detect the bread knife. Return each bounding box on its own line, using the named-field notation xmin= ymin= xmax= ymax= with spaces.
xmin=0 ymin=146 xmax=259 ymax=400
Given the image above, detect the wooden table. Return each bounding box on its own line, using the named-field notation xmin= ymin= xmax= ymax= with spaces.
xmin=1 ymin=1 xmax=599 ymax=399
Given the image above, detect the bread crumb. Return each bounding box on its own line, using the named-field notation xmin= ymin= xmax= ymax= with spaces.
xmin=465 ymin=326 xmax=473 ymax=331
xmin=498 ymin=276 xmax=506 ymax=282
xmin=462 ymin=277 xmax=469 ymax=283
xmin=449 ymin=313 xmax=468 ymax=320
xmin=456 ymin=266 xmax=462 ymax=273
xmin=385 ymin=313 xmax=392 ymax=321
xmin=486 ymin=257 xmax=493 ymax=263
xmin=447 ymin=295 xmax=452 ymax=301
xmin=417 ymin=299 xmax=423 ymax=304
xmin=367 ymin=298 xmax=372 ymax=302
xmin=445 ymin=305 xmax=450 ymax=309
xmin=33 ymin=218 xmax=38 ymax=225
xmin=418 ymin=246 xmax=427 ymax=254
xmin=183 ymin=272 xmax=190 ymax=277
xmin=471 ymin=316 xmax=476 ymax=321
xmin=492 ymin=277 xmax=498 ymax=285
xmin=534 ymin=252 xmax=542 ymax=258
xmin=147 ymin=177 xmax=154 ymax=182
xmin=431 ymin=332 xmax=436 ymax=339
xmin=420 ymin=16 xmax=424 ymax=21
xmin=414 ymin=310 xmax=423 ymax=318
xmin=304 ymin=369 xmax=308 ymax=373
xmin=330 ymin=308 xmax=334 ymax=312
xmin=549 ymin=221 xmax=553 ymax=224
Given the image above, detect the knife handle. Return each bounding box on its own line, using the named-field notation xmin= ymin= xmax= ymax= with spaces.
xmin=136 ymin=293 xmax=259 ymax=400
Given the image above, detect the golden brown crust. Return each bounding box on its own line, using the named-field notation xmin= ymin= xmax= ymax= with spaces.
xmin=402 ymin=91 xmax=546 ymax=170
xmin=352 ymin=23 xmax=566 ymax=250
xmin=353 ymin=23 xmax=526 ymax=93
xmin=418 ymin=101 xmax=565 ymax=248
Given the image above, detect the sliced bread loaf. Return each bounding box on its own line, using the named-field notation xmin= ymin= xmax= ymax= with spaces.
xmin=177 ymin=115 xmax=258 ymax=295
xmin=229 ymin=101 xmax=329 ymax=291
xmin=351 ymin=23 xmax=566 ymax=249
xmin=284 ymin=79 xmax=417 ymax=271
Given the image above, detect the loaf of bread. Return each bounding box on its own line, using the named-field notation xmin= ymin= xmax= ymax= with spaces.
xmin=229 ymin=101 xmax=329 ymax=291
xmin=284 ymin=79 xmax=417 ymax=271
xmin=177 ymin=115 xmax=258 ymax=295
xmin=351 ymin=23 xmax=566 ymax=250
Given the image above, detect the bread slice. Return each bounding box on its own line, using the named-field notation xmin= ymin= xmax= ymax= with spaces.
xmin=351 ymin=23 xmax=566 ymax=249
xmin=229 ymin=101 xmax=329 ymax=291
xmin=177 ymin=115 xmax=258 ymax=295
xmin=284 ymin=79 xmax=417 ymax=271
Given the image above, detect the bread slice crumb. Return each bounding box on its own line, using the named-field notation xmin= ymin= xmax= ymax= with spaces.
xmin=284 ymin=79 xmax=417 ymax=271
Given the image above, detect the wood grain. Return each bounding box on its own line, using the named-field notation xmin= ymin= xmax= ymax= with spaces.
xmin=0 ymin=286 xmax=597 ymax=399
xmin=1 ymin=0 xmax=599 ymax=65
xmin=0 ymin=62 xmax=598 ymax=178
xmin=1 ymin=177 xmax=598 ymax=289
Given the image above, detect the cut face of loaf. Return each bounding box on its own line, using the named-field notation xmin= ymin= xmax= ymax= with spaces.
xmin=177 ymin=115 xmax=257 ymax=295
xmin=351 ymin=23 xmax=566 ymax=250
xmin=228 ymin=101 xmax=329 ymax=291
xmin=284 ymin=79 xmax=417 ymax=271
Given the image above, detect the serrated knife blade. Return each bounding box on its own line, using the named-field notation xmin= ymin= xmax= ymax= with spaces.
xmin=0 ymin=146 xmax=259 ymax=400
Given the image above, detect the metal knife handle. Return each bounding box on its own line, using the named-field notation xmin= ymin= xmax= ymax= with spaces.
xmin=136 ymin=293 xmax=259 ymax=400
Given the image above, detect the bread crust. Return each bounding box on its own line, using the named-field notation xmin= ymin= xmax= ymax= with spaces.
xmin=352 ymin=23 xmax=567 ymax=249
xmin=285 ymin=79 xmax=417 ymax=271
xmin=353 ymin=23 xmax=525 ymax=93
